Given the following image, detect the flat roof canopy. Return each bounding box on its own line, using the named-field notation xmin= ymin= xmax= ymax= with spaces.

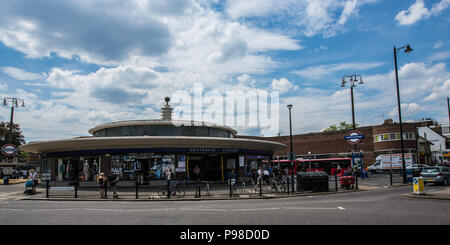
xmin=19 ymin=136 xmax=286 ymax=155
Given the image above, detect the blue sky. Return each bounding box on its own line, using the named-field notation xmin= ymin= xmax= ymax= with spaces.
xmin=0 ymin=0 xmax=449 ymax=142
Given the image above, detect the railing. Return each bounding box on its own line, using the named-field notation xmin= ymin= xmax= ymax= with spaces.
xmin=41 ymin=171 xmax=408 ymax=199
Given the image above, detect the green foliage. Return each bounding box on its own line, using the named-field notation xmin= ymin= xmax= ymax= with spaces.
xmin=0 ymin=121 xmax=26 ymax=147
xmin=322 ymin=121 xmax=359 ymax=132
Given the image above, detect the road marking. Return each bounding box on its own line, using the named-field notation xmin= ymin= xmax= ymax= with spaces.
xmin=180 ymin=208 xmax=227 ymax=212
xmin=283 ymin=207 xmax=342 ymax=210
xmin=337 ymin=206 xmax=346 ymax=210
xmin=233 ymin=207 xmax=280 ymax=212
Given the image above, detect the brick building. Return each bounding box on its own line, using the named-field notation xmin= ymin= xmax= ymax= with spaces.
xmin=239 ymin=119 xmax=434 ymax=168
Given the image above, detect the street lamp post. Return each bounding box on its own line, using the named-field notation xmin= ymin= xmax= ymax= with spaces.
xmin=2 ymin=97 xmax=25 ymax=144
xmin=341 ymin=74 xmax=363 ymax=189
xmin=287 ymin=104 xmax=294 ymax=194
xmin=341 ymin=74 xmax=363 ymax=130
xmin=393 ymin=44 xmax=413 ymax=184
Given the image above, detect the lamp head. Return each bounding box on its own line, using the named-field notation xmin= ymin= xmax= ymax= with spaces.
xmin=404 ymin=44 xmax=413 ymax=53
xmin=287 ymin=104 xmax=293 ymax=110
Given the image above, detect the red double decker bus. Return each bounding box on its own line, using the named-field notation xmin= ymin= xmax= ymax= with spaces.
xmin=273 ymin=157 xmax=352 ymax=175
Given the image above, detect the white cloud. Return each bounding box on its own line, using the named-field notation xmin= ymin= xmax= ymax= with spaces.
xmin=395 ymin=0 xmax=450 ymax=26
xmin=293 ymin=62 xmax=384 ymax=80
xmin=1 ymin=66 xmax=46 ymax=81
xmin=225 ymin=0 xmax=376 ymax=38
xmin=389 ymin=103 xmax=423 ymax=117
xmin=271 ymin=78 xmax=299 ymax=94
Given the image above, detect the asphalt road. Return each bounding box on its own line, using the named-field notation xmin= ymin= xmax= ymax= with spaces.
xmin=0 ymin=183 xmax=449 ymax=225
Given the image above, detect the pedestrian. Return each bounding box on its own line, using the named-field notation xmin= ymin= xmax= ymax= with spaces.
xmin=263 ymin=168 xmax=270 ymax=185
xmin=28 ymin=169 xmax=38 ymax=193
xmin=166 ymin=168 xmax=174 ymax=198
xmin=193 ymin=165 xmax=200 ymax=182
xmin=193 ymin=165 xmax=200 ymax=198
xmin=108 ymin=172 xmax=120 ymax=199
xmin=98 ymin=173 xmax=107 ymax=198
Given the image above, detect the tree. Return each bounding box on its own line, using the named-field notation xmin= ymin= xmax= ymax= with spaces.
xmin=0 ymin=121 xmax=26 ymax=162
xmin=322 ymin=121 xmax=359 ymax=132
xmin=0 ymin=121 xmax=26 ymax=147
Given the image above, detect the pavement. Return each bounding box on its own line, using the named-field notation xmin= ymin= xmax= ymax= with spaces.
xmin=2 ymin=176 xmax=449 ymax=201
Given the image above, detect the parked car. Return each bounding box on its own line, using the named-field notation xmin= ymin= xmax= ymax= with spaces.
xmin=406 ymin=164 xmax=430 ymax=171
xmin=420 ymin=166 xmax=450 ymax=186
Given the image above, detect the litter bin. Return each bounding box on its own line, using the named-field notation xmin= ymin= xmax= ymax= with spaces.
xmin=3 ymin=176 xmax=9 ymax=185
xmin=298 ymin=172 xmax=328 ymax=192
xmin=297 ymin=172 xmax=313 ymax=192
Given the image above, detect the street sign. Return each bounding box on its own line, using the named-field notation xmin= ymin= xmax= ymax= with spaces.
xmin=345 ymin=130 xmax=364 ymax=145
xmin=2 ymin=144 xmax=17 ymax=156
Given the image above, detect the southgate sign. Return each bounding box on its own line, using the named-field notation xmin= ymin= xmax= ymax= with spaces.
xmin=345 ymin=130 xmax=364 ymax=145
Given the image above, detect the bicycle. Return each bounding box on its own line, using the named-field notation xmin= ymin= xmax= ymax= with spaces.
xmin=158 ymin=183 xmax=185 ymax=198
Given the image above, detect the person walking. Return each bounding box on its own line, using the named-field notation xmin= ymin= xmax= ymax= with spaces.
xmin=98 ymin=173 xmax=107 ymax=198
xmin=28 ymin=169 xmax=39 ymax=193
xmin=108 ymin=173 xmax=120 ymax=199
xmin=166 ymin=168 xmax=174 ymax=198
xmin=193 ymin=165 xmax=201 ymax=198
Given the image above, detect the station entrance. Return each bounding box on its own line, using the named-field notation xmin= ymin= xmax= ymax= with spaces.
xmin=188 ymin=154 xmax=222 ymax=181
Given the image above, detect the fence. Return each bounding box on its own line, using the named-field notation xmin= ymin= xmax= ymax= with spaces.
xmin=42 ymin=171 xmax=409 ymax=199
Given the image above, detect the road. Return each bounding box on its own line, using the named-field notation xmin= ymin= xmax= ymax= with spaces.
xmin=0 ymin=183 xmax=449 ymax=225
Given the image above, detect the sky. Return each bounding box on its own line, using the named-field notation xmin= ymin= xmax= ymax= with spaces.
xmin=0 ymin=0 xmax=449 ymax=142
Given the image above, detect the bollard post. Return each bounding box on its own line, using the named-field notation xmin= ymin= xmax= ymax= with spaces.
xmin=355 ymin=174 xmax=358 ymax=190
xmin=198 ymin=181 xmax=201 ymax=198
xmin=74 ymin=180 xmax=78 ymax=198
xmin=104 ymin=181 xmax=108 ymax=199
xmin=335 ymin=173 xmax=338 ymax=192
xmin=136 ymin=180 xmax=139 ymax=199
xmin=229 ymin=178 xmax=232 ymax=197
xmin=46 ymin=179 xmax=49 ymax=198
xmin=287 ymin=176 xmax=290 ymax=195
xmin=390 ymin=169 xmax=393 ymax=186
xmin=259 ymin=178 xmax=262 ymax=197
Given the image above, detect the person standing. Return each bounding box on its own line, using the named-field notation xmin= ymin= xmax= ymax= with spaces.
xmin=193 ymin=165 xmax=201 ymax=198
xmin=108 ymin=173 xmax=120 ymax=199
xmin=28 ymin=169 xmax=38 ymax=193
xmin=166 ymin=168 xmax=174 ymax=198
xmin=98 ymin=173 xmax=107 ymax=198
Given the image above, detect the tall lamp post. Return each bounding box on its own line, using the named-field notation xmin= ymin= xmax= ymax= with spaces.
xmin=393 ymin=44 xmax=413 ymax=184
xmin=287 ymin=104 xmax=294 ymax=194
xmin=2 ymin=97 xmax=25 ymax=144
xmin=341 ymin=74 xmax=363 ymax=130
xmin=341 ymin=74 xmax=363 ymax=189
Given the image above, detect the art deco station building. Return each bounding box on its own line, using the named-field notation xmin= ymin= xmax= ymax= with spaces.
xmin=19 ymin=98 xmax=286 ymax=181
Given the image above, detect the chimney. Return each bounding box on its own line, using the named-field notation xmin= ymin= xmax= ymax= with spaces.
xmin=384 ymin=118 xmax=393 ymax=125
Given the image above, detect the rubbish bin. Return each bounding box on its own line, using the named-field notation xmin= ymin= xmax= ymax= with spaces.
xmin=297 ymin=172 xmax=312 ymax=191
xmin=297 ymin=172 xmax=328 ymax=192
xmin=3 ymin=176 xmax=9 ymax=185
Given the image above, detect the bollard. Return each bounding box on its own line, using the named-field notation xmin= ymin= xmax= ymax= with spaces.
xmin=390 ymin=170 xmax=393 ymax=186
xmin=46 ymin=180 xmax=49 ymax=198
xmin=136 ymin=180 xmax=139 ymax=199
xmin=198 ymin=182 xmax=201 ymax=198
xmin=287 ymin=176 xmax=290 ymax=195
xmin=335 ymin=173 xmax=338 ymax=192
xmin=104 ymin=181 xmax=108 ymax=199
xmin=355 ymin=175 xmax=358 ymax=189
xmin=74 ymin=180 xmax=78 ymax=198
xmin=229 ymin=178 xmax=232 ymax=197
xmin=259 ymin=178 xmax=262 ymax=197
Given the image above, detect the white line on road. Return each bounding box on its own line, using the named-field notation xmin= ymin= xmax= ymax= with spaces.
xmin=233 ymin=207 xmax=281 ymax=212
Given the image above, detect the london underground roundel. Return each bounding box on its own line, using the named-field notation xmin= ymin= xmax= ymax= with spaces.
xmin=345 ymin=130 xmax=364 ymax=145
xmin=2 ymin=144 xmax=18 ymax=156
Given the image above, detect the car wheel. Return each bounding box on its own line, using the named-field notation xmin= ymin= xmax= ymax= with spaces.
xmin=443 ymin=178 xmax=448 ymax=186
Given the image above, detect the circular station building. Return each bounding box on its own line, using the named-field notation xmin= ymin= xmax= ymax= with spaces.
xmin=19 ymin=98 xmax=286 ymax=182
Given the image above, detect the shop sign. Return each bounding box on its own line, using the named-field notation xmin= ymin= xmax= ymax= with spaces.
xmin=189 ymin=148 xmax=216 ymax=153
xmin=124 ymin=155 xmax=135 ymax=161
xmin=239 ymin=156 xmax=244 ymax=167
xmin=2 ymin=144 xmax=17 ymax=156
xmin=345 ymin=130 xmax=364 ymax=145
